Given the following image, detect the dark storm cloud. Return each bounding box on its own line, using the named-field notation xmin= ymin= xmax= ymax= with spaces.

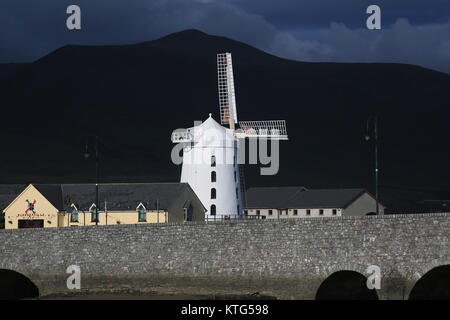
xmin=0 ymin=0 xmax=449 ymax=73
xmin=225 ymin=0 xmax=450 ymax=27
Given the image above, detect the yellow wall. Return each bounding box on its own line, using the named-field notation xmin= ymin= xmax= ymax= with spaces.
xmin=3 ymin=184 xmax=59 ymax=229
xmin=59 ymin=210 xmax=167 ymax=227
xmin=3 ymin=184 xmax=168 ymax=229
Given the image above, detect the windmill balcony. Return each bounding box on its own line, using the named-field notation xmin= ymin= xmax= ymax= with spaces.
xmin=171 ymin=130 xmax=193 ymax=143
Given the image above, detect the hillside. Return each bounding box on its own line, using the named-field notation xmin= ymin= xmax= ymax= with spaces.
xmin=1 ymin=29 xmax=450 ymax=211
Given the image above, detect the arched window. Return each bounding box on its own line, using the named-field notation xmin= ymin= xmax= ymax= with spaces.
xmin=210 ymin=204 xmax=216 ymax=216
xmin=211 ymin=155 xmax=216 ymax=167
xmin=211 ymin=188 xmax=216 ymax=199
xmin=211 ymin=171 xmax=216 ymax=182
xmin=138 ymin=207 xmax=147 ymax=222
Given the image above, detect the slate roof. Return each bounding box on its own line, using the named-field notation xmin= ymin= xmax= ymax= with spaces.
xmin=34 ymin=184 xmax=63 ymax=211
xmin=0 ymin=184 xmax=27 ymax=209
xmin=245 ymin=186 xmax=307 ymax=209
xmin=246 ymin=187 xmax=369 ymax=209
xmin=1 ymin=183 xmax=194 ymax=212
xmin=61 ymin=183 xmax=189 ymax=211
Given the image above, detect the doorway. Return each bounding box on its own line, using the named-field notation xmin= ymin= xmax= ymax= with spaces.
xmin=18 ymin=220 xmax=44 ymax=228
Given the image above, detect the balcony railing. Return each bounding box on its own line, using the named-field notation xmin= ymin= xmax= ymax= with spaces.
xmin=171 ymin=130 xmax=192 ymax=143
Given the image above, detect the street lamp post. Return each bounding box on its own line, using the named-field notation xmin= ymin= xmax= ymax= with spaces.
xmin=95 ymin=136 xmax=99 ymax=226
xmin=85 ymin=135 xmax=100 ymax=225
xmin=365 ymin=116 xmax=379 ymax=215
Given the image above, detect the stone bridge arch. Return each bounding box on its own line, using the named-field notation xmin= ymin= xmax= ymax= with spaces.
xmin=408 ymin=260 xmax=450 ymax=300
xmin=0 ymin=269 xmax=39 ymax=299
xmin=312 ymin=263 xmax=377 ymax=300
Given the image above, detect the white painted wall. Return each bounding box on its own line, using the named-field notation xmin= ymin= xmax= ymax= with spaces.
xmin=245 ymin=208 xmax=343 ymax=219
xmin=180 ymin=115 xmax=243 ymax=219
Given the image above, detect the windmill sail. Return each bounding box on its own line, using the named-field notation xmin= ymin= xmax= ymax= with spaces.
xmin=217 ymin=53 xmax=238 ymax=129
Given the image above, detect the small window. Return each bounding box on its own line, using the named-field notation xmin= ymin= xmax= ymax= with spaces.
xmin=235 ymin=188 xmax=239 ymax=199
xmin=332 ymin=209 xmax=337 ymax=215
xmin=91 ymin=208 xmax=98 ymax=222
xmin=138 ymin=207 xmax=147 ymax=222
xmin=268 ymin=210 xmax=273 ymax=216
xmin=306 ymin=209 xmax=311 ymax=216
xmin=244 ymin=210 xmax=248 ymax=216
xmin=211 ymin=155 xmax=216 ymax=167
xmin=210 ymin=204 xmax=216 ymax=216
xmin=237 ymin=205 xmax=240 ymax=215
xmin=319 ymin=209 xmax=324 ymax=215
xmin=211 ymin=188 xmax=216 ymax=199
xmin=256 ymin=210 xmax=260 ymax=216
xmin=71 ymin=209 xmax=79 ymax=223
xmin=294 ymin=209 xmax=298 ymax=216
xmin=234 ymin=171 xmax=237 ymax=181
xmin=211 ymin=171 xmax=216 ymax=182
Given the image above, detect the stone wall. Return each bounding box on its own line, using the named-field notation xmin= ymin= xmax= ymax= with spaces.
xmin=0 ymin=213 xmax=449 ymax=299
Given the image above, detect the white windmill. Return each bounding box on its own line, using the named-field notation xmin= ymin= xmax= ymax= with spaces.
xmin=171 ymin=52 xmax=288 ymax=220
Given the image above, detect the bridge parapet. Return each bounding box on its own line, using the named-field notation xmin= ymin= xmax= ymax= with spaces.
xmin=1 ymin=213 xmax=449 ymax=299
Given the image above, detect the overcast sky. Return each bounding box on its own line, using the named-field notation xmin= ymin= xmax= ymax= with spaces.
xmin=1 ymin=0 xmax=449 ymax=73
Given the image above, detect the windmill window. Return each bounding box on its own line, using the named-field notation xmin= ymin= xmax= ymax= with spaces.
xmin=210 ymin=204 xmax=216 ymax=216
xmin=211 ymin=155 xmax=216 ymax=167
xmin=211 ymin=171 xmax=216 ymax=182
xmin=211 ymin=188 xmax=216 ymax=199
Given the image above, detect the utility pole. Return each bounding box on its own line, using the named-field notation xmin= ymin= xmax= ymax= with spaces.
xmin=85 ymin=136 xmax=100 ymax=225
xmin=95 ymin=136 xmax=99 ymax=225
xmin=366 ymin=116 xmax=379 ymax=215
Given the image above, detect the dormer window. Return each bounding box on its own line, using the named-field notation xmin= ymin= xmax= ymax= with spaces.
xmin=89 ymin=203 xmax=98 ymax=223
xmin=70 ymin=204 xmax=79 ymax=223
xmin=136 ymin=203 xmax=147 ymax=222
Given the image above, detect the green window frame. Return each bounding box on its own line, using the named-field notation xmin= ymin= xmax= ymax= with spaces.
xmin=138 ymin=207 xmax=147 ymax=222
xmin=71 ymin=209 xmax=79 ymax=223
xmin=91 ymin=207 xmax=98 ymax=222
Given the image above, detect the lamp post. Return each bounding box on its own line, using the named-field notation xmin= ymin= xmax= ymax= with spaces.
xmin=365 ymin=116 xmax=379 ymax=215
xmin=85 ymin=135 xmax=100 ymax=225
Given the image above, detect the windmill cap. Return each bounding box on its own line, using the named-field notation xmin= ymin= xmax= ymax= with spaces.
xmin=187 ymin=115 xmax=235 ymax=147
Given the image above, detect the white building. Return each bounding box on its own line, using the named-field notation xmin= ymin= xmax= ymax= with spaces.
xmin=173 ymin=114 xmax=243 ymax=219
xmin=245 ymin=186 xmax=385 ymax=219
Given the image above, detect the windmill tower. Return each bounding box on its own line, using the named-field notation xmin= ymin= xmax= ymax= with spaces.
xmin=171 ymin=53 xmax=288 ymax=220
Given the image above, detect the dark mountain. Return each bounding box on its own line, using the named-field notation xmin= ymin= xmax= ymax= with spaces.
xmin=1 ymin=29 xmax=450 ymax=211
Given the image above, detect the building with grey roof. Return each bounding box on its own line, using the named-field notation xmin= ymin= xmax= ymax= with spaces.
xmin=1 ymin=183 xmax=206 ymax=229
xmin=245 ymin=186 xmax=385 ymax=219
